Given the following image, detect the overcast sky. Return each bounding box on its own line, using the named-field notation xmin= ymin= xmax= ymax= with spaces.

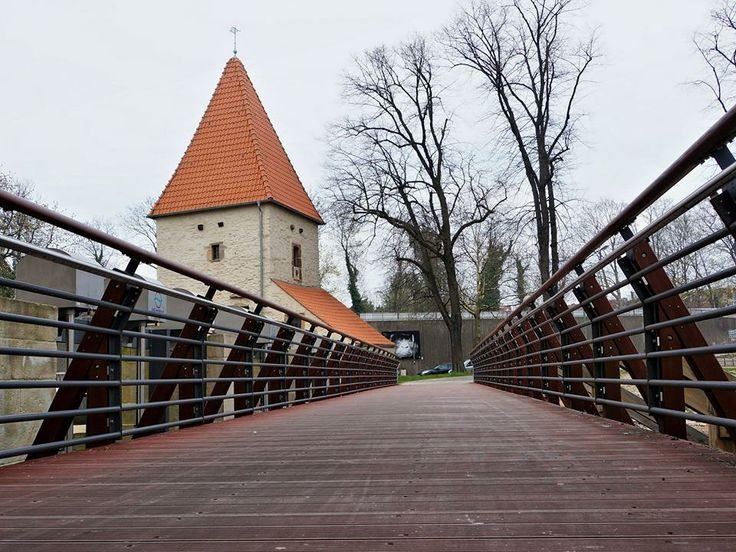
xmin=0 ymin=0 xmax=725 ymax=296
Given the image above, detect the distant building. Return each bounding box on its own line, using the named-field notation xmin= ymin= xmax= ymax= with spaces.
xmin=150 ymin=56 xmax=392 ymax=348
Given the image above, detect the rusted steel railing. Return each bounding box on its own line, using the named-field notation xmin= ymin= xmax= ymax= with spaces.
xmin=0 ymin=197 xmax=397 ymax=463
xmin=471 ymin=105 xmax=736 ymax=448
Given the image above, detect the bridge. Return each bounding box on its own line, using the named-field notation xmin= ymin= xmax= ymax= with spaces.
xmin=2 ymin=379 xmax=736 ymax=551
xmin=4 ymin=108 xmax=736 ymax=550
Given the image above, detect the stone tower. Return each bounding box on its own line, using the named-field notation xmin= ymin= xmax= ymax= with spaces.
xmin=150 ymin=57 xmax=323 ymax=313
xmin=150 ymin=56 xmax=393 ymax=348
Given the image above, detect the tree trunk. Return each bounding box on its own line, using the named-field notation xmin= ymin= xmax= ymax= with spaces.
xmin=448 ymin=316 xmax=464 ymax=373
xmin=548 ymin=178 xmax=560 ymax=278
xmin=537 ymin=154 xmax=551 ymax=285
xmin=444 ymin=255 xmax=465 ymax=372
xmin=473 ymin=311 xmax=482 ymax=346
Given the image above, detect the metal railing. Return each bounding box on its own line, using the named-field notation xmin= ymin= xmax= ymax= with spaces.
xmin=471 ymin=105 xmax=736 ymax=448
xmin=0 ymin=195 xmax=398 ymax=463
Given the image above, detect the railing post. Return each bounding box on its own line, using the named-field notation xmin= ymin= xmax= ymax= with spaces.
xmin=195 ymin=326 xmax=206 ymax=422
xmin=520 ymin=317 xmax=544 ymax=400
xmin=310 ymin=336 xmax=333 ymax=399
xmin=256 ymin=316 xmax=298 ymax=409
xmin=286 ymin=325 xmax=317 ymax=403
xmin=529 ymin=311 xmax=561 ymax=405
xmin=337 ymin=340 xmax=356 ymax=395
xmin=204 ymin=306 xmax=264 ymax=420
xmin=136 ymin=292 xmax=218 ymax=433
xmin=546 ymin=301 xmax=599 ymax=416
xmin=557 ymin=317 xmax=573 ymax=399
xmin=107 ymin=328 xmax=123 ymax=436
xmin=31 ymin=270 xmax=142 ymax=458
xmin=88 ymin=267 xmax=142 ymax=439
xmin=659 ymin=325 xmax=686 ymax=437
xmin=509 ymin=325 xmax=527 ymax=395
xmin=502 ymin=329 xmax=515 ymax=391
xmin=618 ymin=230 xmax=688 ymax=438
xmin=572 ymin=267 xmax=632 ymax=424
xmin=643 ymin=297 xmax=663 ymax=413
xmin=326 ymin=338 xmax=347 ymax=396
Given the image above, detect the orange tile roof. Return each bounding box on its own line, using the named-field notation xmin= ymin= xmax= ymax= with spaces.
xmin=150 ymin=57 xmax=323 ymax=223
xmin=273 ymin=280 xmax=394 ymax=348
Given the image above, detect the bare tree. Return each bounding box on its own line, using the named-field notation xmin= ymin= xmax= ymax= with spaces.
xmin=331 ymin=204 xmax=371 ymax=313
xmin=574 ymin=198 xmax=629 ymax=307
xmin=121 ymin=196 xmax=157 ymax=252
xmin=458 ymin=216 xmax=512 ymax=344
xmin=642 ymin=201 xmax=736 ymax=308
xmin=380 ymin=262 xmax=429 ymax=312
xmin=318 ymin=244 xmax=341 ymax=295
xmin=0 ymin=173 xmax=62 ymax=272
xmin=327 ymin=37 xmax=506 ymax=370
xmin=74 ymin=218 xmax=120 ymax=267
xmin=446 ymin=0 xmax=596 ymax=286
xmin=694 ymin=0 xmax=736 ymax=112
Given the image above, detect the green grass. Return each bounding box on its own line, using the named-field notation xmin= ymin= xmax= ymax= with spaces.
xmin=398 ymin=371 xmax=473 ymax=383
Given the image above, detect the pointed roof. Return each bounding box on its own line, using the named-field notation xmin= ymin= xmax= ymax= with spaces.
xmin=151 ymin=57 xmax=323 ymax=223
xmin=273 ymin=280 xmax=394 ymax=348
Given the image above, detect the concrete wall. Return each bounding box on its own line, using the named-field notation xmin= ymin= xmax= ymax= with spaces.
xmin=365 ymin=316 xmax=501 ymax=374
xmin=0 ymin=297 xmax=58 ymax=465
xmin=155 ymin=202 xmax=319 ymax=307
xmin=365 ymin=312 xmax=736 ymax=375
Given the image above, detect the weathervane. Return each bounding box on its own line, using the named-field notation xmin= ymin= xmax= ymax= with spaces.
xmin=230 ymin=26 xmax=240 ymax=56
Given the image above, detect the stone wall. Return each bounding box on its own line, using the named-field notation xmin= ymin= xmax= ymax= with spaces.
xmin=0 ymin=297 xmax=58 ymax=465
xmin=155 ymin=202 xmax=319 ymax=306
xmin=262 ymin=203 xmax=319 ymax=289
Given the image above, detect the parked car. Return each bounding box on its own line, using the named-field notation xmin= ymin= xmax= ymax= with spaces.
xmin=419 ymin=363 xmax=453 ymax=376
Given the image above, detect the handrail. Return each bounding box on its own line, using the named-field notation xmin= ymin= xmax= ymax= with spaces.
xmin=0 ymin=195 xmax=398 ymax=464
xmin=472 ymin=103 xmax=736 ymax=356
xmin=470 ymin=105 xmax=736 ymax=451
xmin=0 ymin=190 xmax=391 ymax=355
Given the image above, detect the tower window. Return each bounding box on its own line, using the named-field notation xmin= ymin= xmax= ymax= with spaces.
xmin=209 ymin=242 xmax=223 ymax=262
xmin=292 ymin=244 xmax=302 ymax=281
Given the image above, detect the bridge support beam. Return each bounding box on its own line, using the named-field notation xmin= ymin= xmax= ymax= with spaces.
xmin=285 ymin=327 xmax=317 ymax=402
xmin=546 ymin=299 xmax=600 ymax=416
xmin=619 ymin=231 xmax=736 ymax=441
xmin=135 ymin=290 xmax=218 ymax=433
xmin=309 ymin=336 xmax=334 ymax=399
xmin=572 ymin=268 xmax=633 ymax=425
xmin=203 ymin=306 xmax=265 ymax=420
xmin=253 ymin=317 xmax=299 ymax=409
xmin=325 ymin=339 xmax=347 ymax=396
xmin=530 ymin=310 xmax=566 ymax=405
xmin=30 ymin=263 xmax=142 ymax=459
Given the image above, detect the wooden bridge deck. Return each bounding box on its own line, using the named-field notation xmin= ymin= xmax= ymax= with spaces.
xmin=2 ymin=379 xmax=736 ymax=551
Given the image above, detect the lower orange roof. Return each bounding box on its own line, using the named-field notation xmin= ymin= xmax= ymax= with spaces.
xmin=273 ymin=280 xmax=394 ymax=348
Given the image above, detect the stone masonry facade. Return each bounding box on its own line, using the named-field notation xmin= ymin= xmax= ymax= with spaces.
xmin=156 ymin=202 xmax=319 ymax=313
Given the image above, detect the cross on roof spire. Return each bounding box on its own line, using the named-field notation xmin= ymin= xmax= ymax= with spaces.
xmin=230 ymin=26 xmax=240 ymax=56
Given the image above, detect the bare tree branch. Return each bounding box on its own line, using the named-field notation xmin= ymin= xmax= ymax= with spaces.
xmin=326 ymin=36 xmax=506 ymax=370
xmin=445 ymin=0 xmax=597 ymax=286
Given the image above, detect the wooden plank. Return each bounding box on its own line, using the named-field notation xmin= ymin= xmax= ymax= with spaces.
xmin=3 ymin=380 xmax=736 ymax=551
